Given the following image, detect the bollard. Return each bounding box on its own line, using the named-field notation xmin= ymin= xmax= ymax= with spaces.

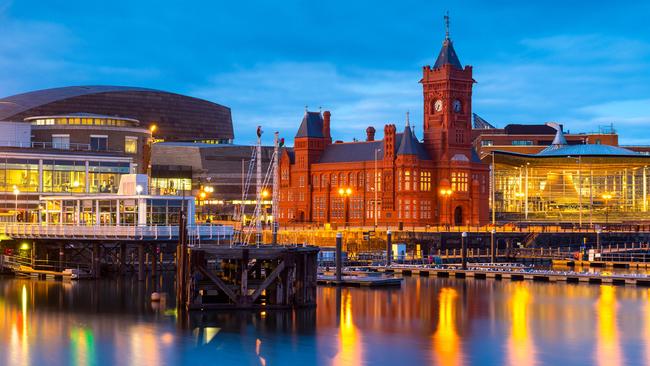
xmin=336 ymin=232 xmax=343 ymax=283
xmin=461 ymin=232 xmax=468 ymax=270
xmin=386 ymin=230 xmax=392 ymax=267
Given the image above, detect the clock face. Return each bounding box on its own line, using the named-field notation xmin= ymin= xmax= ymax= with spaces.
xmin=434 ymin=100 xmax=443 ymax=112
xmin=453 ymin=99 xmax=462 ymax=113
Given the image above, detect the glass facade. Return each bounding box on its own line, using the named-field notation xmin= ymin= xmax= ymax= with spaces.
xmin=150 ymin=177 xmax=191 ymax=195
xmin=0 ymin=156 xmax=130 ymax=195
xmin=493 ymin=155 xmax=650 ymax=223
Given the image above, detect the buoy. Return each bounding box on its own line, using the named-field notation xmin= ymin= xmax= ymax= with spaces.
xmin=151 ymin=292 xmax=161 ymax=302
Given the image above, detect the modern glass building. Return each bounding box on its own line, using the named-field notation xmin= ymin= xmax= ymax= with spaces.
xmin=490 ymin=133 xmax=650 ymax=224
xmin=0 ymin=151 xmax=133 ymax=221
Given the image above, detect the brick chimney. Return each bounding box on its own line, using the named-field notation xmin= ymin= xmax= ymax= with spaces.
xmin=322 ymin=110 xmax=332 ymax=144
xmin=383 ymin=124 xmax=396 ymax=161
xmin=366 ymin=126 xmax=376 ymax=141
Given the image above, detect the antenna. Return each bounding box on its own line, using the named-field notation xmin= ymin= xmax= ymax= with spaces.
xmin=444 ymin=11 xmax=450 ymax=40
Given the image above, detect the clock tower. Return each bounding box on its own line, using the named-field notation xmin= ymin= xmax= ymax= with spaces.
xmin=421 ymin=15 xmax=474 ymax=162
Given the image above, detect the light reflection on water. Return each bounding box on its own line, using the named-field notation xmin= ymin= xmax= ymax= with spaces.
xmin=1 ymin=275 xmax=650 ymax=365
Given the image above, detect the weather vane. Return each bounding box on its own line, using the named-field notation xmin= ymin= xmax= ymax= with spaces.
xmin=444 ymin=11 xmax=450 ymax=40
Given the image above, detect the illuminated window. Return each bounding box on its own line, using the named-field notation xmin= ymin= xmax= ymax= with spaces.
xmin=420 ymin=171 xmax=431 ymax=191
xmin=124 ymin=136 xmax=137 ymax=154
xmin=451 ymin=171 xmax=468 ymax=192
xmin=282 ymin=169 xmax=289 ymax=180
xmin=299 ymin=175 xmax=305 ymax=187
xmin=404 ymin=170 xmax=411 ymax=190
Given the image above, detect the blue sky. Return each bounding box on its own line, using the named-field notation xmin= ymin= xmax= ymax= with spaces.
xmin=0 ymin=0 xmax=649 ymax=144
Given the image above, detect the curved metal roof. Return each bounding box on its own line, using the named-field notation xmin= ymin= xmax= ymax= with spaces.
xmin=0 ymin=86 xmax=158 ymax=121
xmin=536 ymin=144 xmax=641 ymax=157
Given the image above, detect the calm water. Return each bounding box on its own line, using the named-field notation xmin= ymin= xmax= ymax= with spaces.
xmin=1 ymin=275 xmax=650 ymax=366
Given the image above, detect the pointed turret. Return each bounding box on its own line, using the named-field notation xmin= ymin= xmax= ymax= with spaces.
xmin=433 ymin=12 xmax=462 ymax=69
xmin=397 ymin=112 xmax=421 ymax=157
xmin=295 ymin=110 xmax=324 ymax=138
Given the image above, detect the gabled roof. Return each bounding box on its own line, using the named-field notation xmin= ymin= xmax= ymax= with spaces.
xmin=295 ymin=111 xmax=324 ymax=138
xmin=433 ymin=40 xmax=462 ymax=69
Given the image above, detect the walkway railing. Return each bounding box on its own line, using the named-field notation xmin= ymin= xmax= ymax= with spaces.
xmin=0 ymin=223 xmax=234 ymax=241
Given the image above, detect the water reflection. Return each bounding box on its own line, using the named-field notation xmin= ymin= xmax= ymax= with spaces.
xmin=1 ymin=276 xmax=650 ymax=365
xmin=333 ymin=289 xmax=363 ymax=365
xmin=432 ymin=288 xmax=463 ymax=366
xmin=507 ymin=284 xmax=536 ymax=366
xmin=595 ymin=286 xmax=622 ymax=366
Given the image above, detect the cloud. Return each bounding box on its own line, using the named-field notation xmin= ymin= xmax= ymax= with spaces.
xmin=192 ymin=62 xmax=422 ymax=144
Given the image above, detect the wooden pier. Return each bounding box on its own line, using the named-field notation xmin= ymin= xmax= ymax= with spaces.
xmin=176 ymin=245 xmax=320 ymax=311
xmin=354 ymin=265 xmax=650 ymax=287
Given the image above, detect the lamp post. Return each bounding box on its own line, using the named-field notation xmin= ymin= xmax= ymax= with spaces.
xmin=338 ymin=187 xmax=352 ymax=229
xmin=374 ymin=148 xmax=381 ymax=227
xmin=461 ymin=231 xmax=468 ymax=270
xmin=203 ymin=185 xmax=214 ymax=222
xmin=439 ymin=188 xmax=452 ymax=228
xmin=596 ymin=227 xmax=602 ymax=251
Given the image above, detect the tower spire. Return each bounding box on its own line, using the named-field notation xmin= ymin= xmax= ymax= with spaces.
xmin=406 ymin=111 xmax=410 ymax=127
xmin=444 ymin=11 xmax=450 ymax=40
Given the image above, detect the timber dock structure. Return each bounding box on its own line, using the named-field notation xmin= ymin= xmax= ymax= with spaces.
xmin=176 ymin=245 xmax=320 ymax=310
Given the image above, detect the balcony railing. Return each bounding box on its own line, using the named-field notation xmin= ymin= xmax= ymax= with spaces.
xmin=0 ymin=222 xmax=234 ymax=241
xmin=0 ymin=140 xmax=129 ymax=154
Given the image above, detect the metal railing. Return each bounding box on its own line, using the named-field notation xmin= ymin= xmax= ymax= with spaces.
xmin=0 ymin=222 xmax=234 ymax=241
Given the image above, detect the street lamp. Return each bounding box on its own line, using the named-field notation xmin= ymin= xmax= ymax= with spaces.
xmin=596 ymin=227 xmax=602 ymax=251
xmin=602 ymin=193 xmax=612 ymax=225
xmin=338 ymin=187 xmax=353 ymax=229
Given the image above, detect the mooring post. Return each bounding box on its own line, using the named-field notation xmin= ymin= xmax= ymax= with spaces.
xmin=386 ymin=230 xmax=392 ymax=266
xmin=461 ymin=231 xmax=468 ymax=270
xmin=138 ymin=243 xmax=145 ymax=282
xmin=490 ymin=229 xmax=496 ymax=263
xmin=336 ymin=232 xmax=343 ymax=283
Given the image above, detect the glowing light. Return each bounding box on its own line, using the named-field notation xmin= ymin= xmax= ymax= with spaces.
xmin=507 ymin=285 xmax=536 ymax=366
xmin=12 ymin=185 xmax=20 ymax=196
xmin=432 ymin=288 xmax=463 ymax=366
xmin=596 ymin=286 xmax=621 ymax=366
xmin=333 ymin=291 xmax=362 ymax=365
xmin=19 ymin=242 xmax=30 ymax=251
xmin=439 ymin=188 xmax=452 ymax=196
xmin=72 ymin=181 xmax=80 ymax=188
xmin=135 ymin=185 xmax=143 ymax=194
xmin=199 ymin=192 xmax=207 ymax=200
xmin=70 ymin=327 xmax=96 ymax=366
xmin=149 ymin=124 xmax=157 ymax=133
xmin=261 ymin=190 xmax=270 ymax=198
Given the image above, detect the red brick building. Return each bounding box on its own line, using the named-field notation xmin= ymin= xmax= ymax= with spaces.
xmin=278 ymin=32 xmax=489 ymax=227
